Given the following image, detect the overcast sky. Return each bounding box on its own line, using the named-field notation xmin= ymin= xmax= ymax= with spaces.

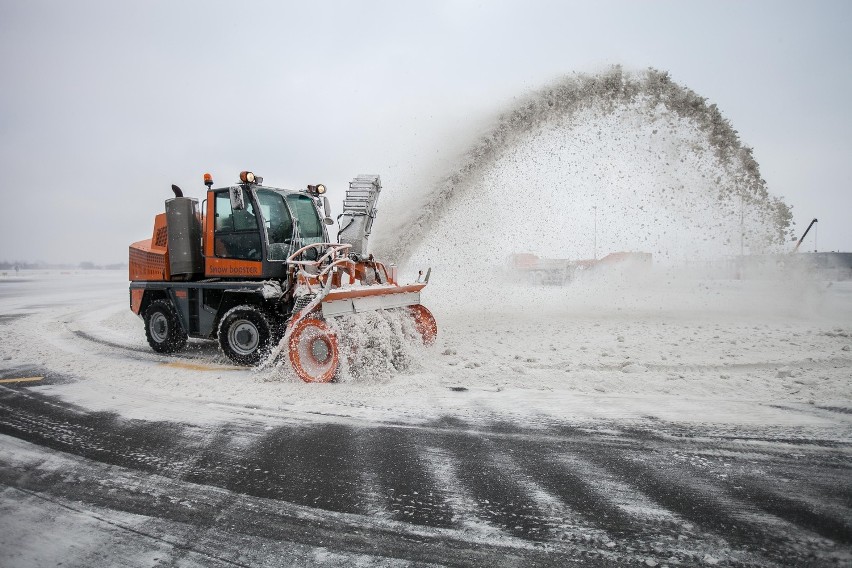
xmin=1 ymin=0 xmax=849 ymax=264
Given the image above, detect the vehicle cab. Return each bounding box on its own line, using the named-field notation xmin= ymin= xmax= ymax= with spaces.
xmin=202 ymin=171 xmax=332 ymax=281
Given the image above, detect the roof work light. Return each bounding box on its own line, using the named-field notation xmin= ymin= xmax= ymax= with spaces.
xmin=239 ymin=171 xmax=263 ymax=184
xmin=307 ymin=184 xmax=326 ymax=195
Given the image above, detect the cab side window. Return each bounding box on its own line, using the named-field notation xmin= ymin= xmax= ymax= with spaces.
xmin=214 ymin=191 xmax=262 ymax=260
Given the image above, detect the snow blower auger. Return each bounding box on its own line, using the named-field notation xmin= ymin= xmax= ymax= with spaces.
xmin=128 ymin=172 xmax=437 ymax=382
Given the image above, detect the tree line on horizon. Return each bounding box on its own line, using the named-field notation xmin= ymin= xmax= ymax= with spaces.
xmin=0 ymin=261 xmax=127 ymax=271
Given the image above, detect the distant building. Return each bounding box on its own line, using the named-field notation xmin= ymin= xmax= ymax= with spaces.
xmin=736 ymin=252 xmax=852 ymax=280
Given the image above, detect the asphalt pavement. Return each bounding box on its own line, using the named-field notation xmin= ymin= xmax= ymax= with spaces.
xmin=1 ymin=378 xmax=850 ymax=567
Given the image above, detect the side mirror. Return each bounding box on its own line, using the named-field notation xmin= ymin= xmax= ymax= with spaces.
xmin=322 ymin=195 xmax=334 ymax=225
xmin=229 ymin=186 xmax=245 ymax=211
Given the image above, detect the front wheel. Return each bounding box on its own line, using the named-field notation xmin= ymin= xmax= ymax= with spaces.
xmin=144 ymin=299 xmax=188 ymax=354
xmin=218 ymin=305 xmax=272 ymax=366
xmin=288 ymin=317 xmax=339 ymax=383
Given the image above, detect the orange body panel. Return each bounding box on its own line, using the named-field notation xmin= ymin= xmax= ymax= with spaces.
xmin=205 ymin=257 xmax=263 ymax=278
xmin=130 ymin=289 xmax=144 ymax=314
xmin=321 ymin=283 xmax=425 ymax=303
xmin=204 ymin=190 xmax=215 ymax=259
xmin=129 ymin=213 xmax=170 ymax=281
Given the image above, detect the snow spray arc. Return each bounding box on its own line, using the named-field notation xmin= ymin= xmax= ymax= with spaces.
xmin=373 ymin=66 xmax=794 ymax=267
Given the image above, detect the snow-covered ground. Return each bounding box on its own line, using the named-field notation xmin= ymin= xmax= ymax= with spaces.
xmin=1 ymin=269 xmax=851 ymax=567
xmin=2 ymin=269 xmax=850 ymax=431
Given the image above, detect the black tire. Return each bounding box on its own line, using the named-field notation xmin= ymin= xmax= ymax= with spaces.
xmin=144 ymin=299 xmax=188 ymax=354
xmin=218 ymin=305 xmax=272 ymax=366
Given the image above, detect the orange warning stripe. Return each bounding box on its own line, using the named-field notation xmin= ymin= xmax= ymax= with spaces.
xmin=0 ymin=376 xmax=43 ymax=384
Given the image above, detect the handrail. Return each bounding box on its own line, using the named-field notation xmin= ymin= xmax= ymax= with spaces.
xmin=287 ymin=242 xmax=357 ymax=294
xmin=287 ymin=242 xmax=351 ymax=264
xmin=317 ymin=258 xmax=356 ymax=279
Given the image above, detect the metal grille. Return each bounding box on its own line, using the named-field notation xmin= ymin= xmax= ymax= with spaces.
xmin=154 ymin=226 xmax=168 ymax=248
xmin=129 ymin=248 xmax=166 ymax=281
xmin=292 ymin=294 xmax=316 ymax=315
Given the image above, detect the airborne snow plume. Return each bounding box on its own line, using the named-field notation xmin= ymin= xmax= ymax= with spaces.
xmin=373 ymin=66 xmax=793 ymax=284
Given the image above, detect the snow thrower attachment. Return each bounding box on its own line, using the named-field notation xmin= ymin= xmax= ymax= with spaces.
xmin=338 ymin=175 xmax=382 ymax=260
xmin=128 ymin=171 xmax=436 ymax=382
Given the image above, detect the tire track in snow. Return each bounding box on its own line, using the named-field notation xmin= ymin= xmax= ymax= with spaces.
xmin=359 ymin=426 xmax=456 ymax=528
xmin=1 ymin=385 xmax=850 ymax=565
xmin=433 ymin=423 xmax=560 ymax=541
xmin=0 ymin=436 xmax=576 ymax=567
xmin=544 ymin=422 xmax=851 ymax=565
xmin=616 ymin=424 xmax=852 ymax=540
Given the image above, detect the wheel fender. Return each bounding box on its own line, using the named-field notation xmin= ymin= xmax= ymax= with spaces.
xmin=165 ymin=288 xmax=192 ymax=334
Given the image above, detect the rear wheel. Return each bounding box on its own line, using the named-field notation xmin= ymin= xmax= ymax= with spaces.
xmin=144 ymin=299 xmax=188 ymax=354
xmin=218 ymin=306 xmax=272 ymax=366
xmin=408 ymin=304 xmax=437 ymax=346
xmin=288 ymin=317 xmax=339 ymax=383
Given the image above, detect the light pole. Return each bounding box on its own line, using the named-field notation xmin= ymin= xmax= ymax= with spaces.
xmin=593 ymin=205 xmax=597 ymax=260
xmin=740 ymin=194 xmax=745 ymax=256
xmin=814 ymin=221 xmax=818 ymax=253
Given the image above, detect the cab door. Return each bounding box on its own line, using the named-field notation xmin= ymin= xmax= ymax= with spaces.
xmin=204 ymin=188 xmax=264 ymax=278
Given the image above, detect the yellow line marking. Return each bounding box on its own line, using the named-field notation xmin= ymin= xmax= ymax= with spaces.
xmin=0 ymin=376 xmax=43 ymax=384
xmin=160 ymin=362 xmax=243 ymax=372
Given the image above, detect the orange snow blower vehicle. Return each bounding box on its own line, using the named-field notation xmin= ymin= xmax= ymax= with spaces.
xmin=129 ymin=171 xmax=436 ymax=382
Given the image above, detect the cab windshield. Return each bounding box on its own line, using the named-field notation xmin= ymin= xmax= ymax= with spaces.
xmin=286 ymin=194 xmax=324 ymax=246
xmin=255 ymin=189 xmax=325 ymax=260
